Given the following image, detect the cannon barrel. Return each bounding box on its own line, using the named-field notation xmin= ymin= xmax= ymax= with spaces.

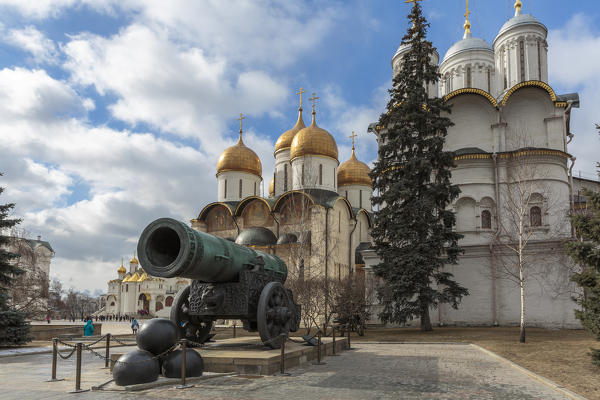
xmin=137 ymin=218 xmax=287 ymax=282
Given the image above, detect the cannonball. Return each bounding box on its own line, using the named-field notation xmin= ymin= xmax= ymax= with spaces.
xmin=161 ymin=348 xmax=204 ymax=378
xmin=136 ymin=318 xmax=178 ymax=355
xmin=113 ymin=349 xmax=159 ymax=386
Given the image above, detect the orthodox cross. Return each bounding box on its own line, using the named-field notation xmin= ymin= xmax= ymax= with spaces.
xmin=464 ymin=0 xmax=471 ymax=35
xmin=296 ymin=87 xmax=306 ymax=108
xmin=238 ymin=113 xmax=245 ymax=139
xmin=309 ymin=92 xmax=319 ymax=114
xmin=404 ymin=0 xmax=422 ymax=3
xmin=465 ymin=0 xmax=471 ymax=21
xmin=349 ymin=131 xmax=357 ymax=151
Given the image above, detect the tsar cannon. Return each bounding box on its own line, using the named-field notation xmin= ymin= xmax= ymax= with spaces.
xmin=136 ymin=218 xmax=301 ymax=348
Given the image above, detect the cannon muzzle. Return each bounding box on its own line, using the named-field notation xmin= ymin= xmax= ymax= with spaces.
xmin=137 ymin=218 xmax=287 ymax=282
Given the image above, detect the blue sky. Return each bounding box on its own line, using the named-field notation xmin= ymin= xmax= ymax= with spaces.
xmin=0 ymin=0 xmax=598 ymax=293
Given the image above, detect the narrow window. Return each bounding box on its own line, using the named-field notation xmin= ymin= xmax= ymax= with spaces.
xmin=537 ymin=40 xmax=542 ymax=80
xmin=345 ymin=190 xmax=348 ymax=199
xmin=359 ymin=189 xmax=363 ymax=208
xmin=519 ymin=40 xmax=525 ymax=82
xmin=338 ymin=211 xmax=341 ymax=233
xmin=530 ymin=206 xmax=542 ymax=227
xmin=239 ymin=179 xmax=242 ymax=199
xmin=301 ymin=164 xmax=305 ymax=185
xmin=284 ymin=164 xmax=288 ymax=191
xmin=273 ymin=172 xmax=276 ymax=195
xmin=502 ymin=49 xmax=507 ymax=89
xmin=466 ymin=66 xmax=472 ymax=87
xmin=224 ymin=179 xmax=227 ymax=198
xmin=319 ymin=164 xmax=323 ymax=185
xmin=481 ymin=210 xmax=492 ymax=229
xmin=126 ymin=284 xmax=128 ymax=292
xmin=254 ymin=182 xmax=257 ymax=196
xmin=487 ymin=68 xmax=491 ymax=93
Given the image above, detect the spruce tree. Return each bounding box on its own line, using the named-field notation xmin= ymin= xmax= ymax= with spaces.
xmin=370 ymin=1 xmax=468 ymax=331
xmin=0 ymin=173 xmax=30 ymax=346
xmin=566 ymin=124 xmax=600 ymax=365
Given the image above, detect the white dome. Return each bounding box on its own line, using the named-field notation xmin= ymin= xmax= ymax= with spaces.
xmin=442 ymin=37 xmax=492 ymax=63
xmin=494 ymin=14 xmax=547 ymax=45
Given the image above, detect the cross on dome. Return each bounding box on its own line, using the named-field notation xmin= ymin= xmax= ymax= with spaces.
xmin=296 ymin=87 xmax=306 ymax=109
xmin=309 ymin=92 xmax=319 ymax=115
xmin=349 ymin=131 xmax=358 ymax=151
xmin=514 ymin=0 xmax=522 ymax=16
xmin=237 ymin=113 xmax=245 ymax=140
xmin=404 ymin=0 xmax=422 ymax=4
xmin=464 ymin=0 xmax=471 ymax=38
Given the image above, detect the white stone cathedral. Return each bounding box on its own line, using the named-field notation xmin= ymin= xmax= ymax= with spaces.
xmin=362 ymin=0 xmax=588 ymax=328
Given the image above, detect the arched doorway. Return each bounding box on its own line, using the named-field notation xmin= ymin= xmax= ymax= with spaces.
xmin=138 ymin=293 xmax=150 ymax=313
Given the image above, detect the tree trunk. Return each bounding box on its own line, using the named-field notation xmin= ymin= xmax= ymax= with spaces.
xmin=519 ymin=278 xmax=526 ymax=343
xmin=420 ymin=305 xmax=432 ymax=332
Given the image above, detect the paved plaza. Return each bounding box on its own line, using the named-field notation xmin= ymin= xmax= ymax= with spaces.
xmin=0 ymin=342 xmax=580 ymax=400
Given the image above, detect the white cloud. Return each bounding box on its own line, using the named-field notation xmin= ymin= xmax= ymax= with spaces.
xmin=6 ymin=26 xmax=59 ymax=64
xmin=0 ymin=0 xmax=118 ymax=19
xmin=548 ymin=13 xmax=600 ymax=175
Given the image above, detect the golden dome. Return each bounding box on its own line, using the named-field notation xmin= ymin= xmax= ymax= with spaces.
xmin=275 ymin=108 xmax=305 ymax=154
xmin=117 ymin=265 xmax=126 ymax=274
xmin=129 ymin=252 xmax=139 ymax=265
xmin=269 ymin=178 xmax=274 ymax=197
xmin=216 ymin=132 xmax=262 ymax=177
xmin=338 ymin=149 xmax=372 ymax=188
xmin=290 ymin=113 xmax=338 ymax=161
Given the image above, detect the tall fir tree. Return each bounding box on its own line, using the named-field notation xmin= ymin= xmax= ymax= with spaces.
xmin=566 ymin=124 xmax=600 ymax=365
xmin=0 ymin=173 xmax=30 ymax=346
xmin=369 ymin=1 xmax=468 ymax=331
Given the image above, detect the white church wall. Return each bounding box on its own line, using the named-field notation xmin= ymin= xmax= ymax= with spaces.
xmin=274 ymin=149 xmax=292 ymax=196
xmin=291 ymin=155 xmax=338 ymax=192
xmin=503 ymin=88 xmax=557 ymax=149
xmin=444 ymin=96 xmax=496 ymax=152
xmin=217 ymin=171 xmax=262 ymax=202
xmin=339 ymin=184 xmax=373 ymax=211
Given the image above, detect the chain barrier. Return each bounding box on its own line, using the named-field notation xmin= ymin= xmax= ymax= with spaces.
xmin=56 ymin=346 xmax=77 ymax=360
xmin=110 ymin=336 xmax=137 ymax=346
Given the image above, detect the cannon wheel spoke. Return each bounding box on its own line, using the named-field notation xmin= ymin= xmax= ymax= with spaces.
xmin=257 ymin=281 xmax=291 ymax=349
xmin=170 ymin=285 xmax=213 ymax=345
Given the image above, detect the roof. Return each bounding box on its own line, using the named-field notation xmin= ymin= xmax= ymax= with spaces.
xmin=23 ymin=239 xmax=54 ymax=254
xmin=495 ymin=14 xmax=547 ymax=44
xmin=454 ymin=147 xmax=487 ymax=156
xmin=442 ymin=37 xmax=492 ymax=63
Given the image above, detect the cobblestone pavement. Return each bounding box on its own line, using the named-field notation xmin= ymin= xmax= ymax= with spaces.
xmin=0 ymin=343 xmax=575 ymax=400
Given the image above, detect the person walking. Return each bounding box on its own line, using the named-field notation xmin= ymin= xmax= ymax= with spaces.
xmin=45 ymin=314 xmax=51 ymax=324
xmin=83 ymin=319 xmax=94 ymax=336
xmin=131 ymin=318 xmax=139 ymax=334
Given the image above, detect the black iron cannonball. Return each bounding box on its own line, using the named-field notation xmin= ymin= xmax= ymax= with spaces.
xmin=113 ymin=349 xmax=159 ymax=386
xmin=161 ymin=348 xmax=204 ymax=378
xmin=136 ymin=318 xmax=178 ymax=355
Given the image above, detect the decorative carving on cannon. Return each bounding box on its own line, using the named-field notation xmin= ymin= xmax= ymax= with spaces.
xmin=137 ymin=218 xmax=301 ymax=348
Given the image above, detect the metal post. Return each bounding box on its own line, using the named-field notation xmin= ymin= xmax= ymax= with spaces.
xmin=46 ymin=338 xmax=64 ymax=382
xmin=176 ymin=340 xmax=193 ymax=389
xmin=275 ymin=334 xmax=291 ymax=376
xmin=312 ymin=331 xmax=326 ymax=365
xmin=68 ymin=342 xmax=89 ymax=393
xmin=347 ymin=323 xmax=352 ymax=350
xmin=330 ymin=326 xmax=339 ymax=356
xmin=104 ymin=334 xmax=110 ymax=369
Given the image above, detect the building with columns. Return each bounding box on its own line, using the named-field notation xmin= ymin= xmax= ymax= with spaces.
xmin=362 ymin=0 xmax=585 ymax=328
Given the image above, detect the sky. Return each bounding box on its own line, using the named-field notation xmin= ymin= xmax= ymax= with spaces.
xmin=0 ymin=0 xmax=599 ymax=295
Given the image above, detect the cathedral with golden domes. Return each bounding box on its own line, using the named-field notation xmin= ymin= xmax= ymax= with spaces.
xmin=190 ymin=91 xmax=373 ymax=282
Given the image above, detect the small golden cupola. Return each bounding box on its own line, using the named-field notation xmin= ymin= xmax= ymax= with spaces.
xmin=216 ymin=113 xmax=262 ymax=177
xmin=268 ymin=178 xmax=275 ymax=198
xmin=216 ymin=114 xmax=263 ymax=202
xmin=337 ymin=132 xmax=373 ymax=211
xmin=338 ymin=132 xmax=372 ymax=188
xmin=275 ymin=88 xmax=306 ymax=155
xmin=290 ymin=93 xmax=338 ymax=162
xmin=129 ymin=252 xmax=139 ymax=265
xmin=117 ymin=258 xmax=127 ymax=275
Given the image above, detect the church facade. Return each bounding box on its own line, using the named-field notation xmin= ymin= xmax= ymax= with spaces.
xmin=190 ymin=97 xmax=373 ymax=283
xmin=362 ymin=1 xmax=587 ymax=328
xmin=102 ymin=255 xmax=189 ymax=318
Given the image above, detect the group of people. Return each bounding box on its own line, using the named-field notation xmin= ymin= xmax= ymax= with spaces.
xmin=98 ymin=314 xmax=133 ymax=322
xmin=82 ymin=316 xmax=140 ymax=336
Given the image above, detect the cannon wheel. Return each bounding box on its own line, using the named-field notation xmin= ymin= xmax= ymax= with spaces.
xmin=257 ymin=282 xmax=292 ymax=349
xmin=170 ymin=285 xmax=213 ymax=345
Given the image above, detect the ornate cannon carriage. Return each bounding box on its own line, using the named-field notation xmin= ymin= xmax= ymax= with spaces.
xmin=137 ymin=218 xmax=301 ymax=348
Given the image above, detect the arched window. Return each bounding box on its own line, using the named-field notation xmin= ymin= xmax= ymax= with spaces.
xmin=530 ymin=206 xmax=542 ymax=227
xmin=481 ymin=210 xmax=492 ymax=229
xmin=301 ymin=164 xmax=305 ymax=185
xmin=466 ymin=66 xmax=472 ymax=87
xmin=319 ymin=164 xmax=323 ymax=185
xmin=519 ymin=40 xmax=525 ymax=82
xmin=359 ymin=190 xmax=363 ymax=209
xmin=224 ymin=179 xmax=228 ymax=198
xmin=239 ymin=179 xmax=242 ymax=198
xmin=284 ymin=164 xmax=288 ymax=191
xmin=487 ymin=68 xmax=491 ymax=93
xmin=165 ymin=296 xmax=174 ymax=307
xmin=254 ymin=182 xmax=257 ymax=196
xmin=110 ymin=302 xmax=115 ymax=306
xmin=155 ymin=302 xmax=163 ymax=311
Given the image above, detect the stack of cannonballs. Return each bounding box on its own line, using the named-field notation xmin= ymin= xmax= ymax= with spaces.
xmin=113 ymin=318 xmax=204 ymax=386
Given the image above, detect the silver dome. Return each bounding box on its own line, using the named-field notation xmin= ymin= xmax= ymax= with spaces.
xmin=495 ymin=14 xmax=547 ymax=44
xmin=442 ymin=37 xmax=492 ymax=63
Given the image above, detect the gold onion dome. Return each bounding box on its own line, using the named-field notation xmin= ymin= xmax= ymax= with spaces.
xmin=338 ymin=149 xmax=372 ymax=188
xmin=275 ymin=107 xmax=305 ymax=154
xmin=129 ymin=253 xmax=138 ymax=265
xmin=290 ymin=112 xmax=338 ymax=161
xmin=269 ymin=178 xmax=274 ymax=197
xmin=216 ymin=127 xmax=262 ymax=177
xmin=117 ymin=265 xmax=126 ymax=274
